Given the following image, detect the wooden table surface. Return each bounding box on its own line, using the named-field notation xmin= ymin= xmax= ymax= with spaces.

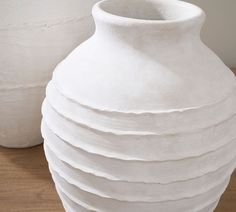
xmin=0 ymin=69 xmax=236 ymax=212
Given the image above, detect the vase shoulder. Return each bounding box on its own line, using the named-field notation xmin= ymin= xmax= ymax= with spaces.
xmin=53 ymin=0 xmax=236 ymax=112
xmin=54 ymin=35 xmax=236 ymax=112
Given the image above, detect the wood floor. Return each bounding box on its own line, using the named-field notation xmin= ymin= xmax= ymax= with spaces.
xmin=0 ymin=69 xmax=235 ymax=212
xmin=0 ymin=145 xmax=64 ymax=212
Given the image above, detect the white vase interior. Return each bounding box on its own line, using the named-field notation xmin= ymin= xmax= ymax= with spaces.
xmin=97 ymin=0 xmax=202 ymax=21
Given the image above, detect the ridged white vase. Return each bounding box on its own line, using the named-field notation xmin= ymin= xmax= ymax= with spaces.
xmin=0 ymin=0 xmax=99 ymax=148
xmin=42 ymin=0 xmax=236 ymax=211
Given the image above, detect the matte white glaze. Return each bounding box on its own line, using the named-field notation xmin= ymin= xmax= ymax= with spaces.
xmin=44 ymin=144 xmax=236 ymax=202
xmin=50 ymin=169 xmax=229 ymax=212
xmin=55 ymin=185 xmax=219 ymax=212
xmin=53 ymin=0 xmax=236 ymax=112
xmin=43 ymin=124 xmax=236 ymax=183
xmin=42 ymin=99 xmax=236 ymax=161
xmin=0 ymin=0 xmax=99 ymax=147
xmin=42 ymin=0 xmax=236 ymax=211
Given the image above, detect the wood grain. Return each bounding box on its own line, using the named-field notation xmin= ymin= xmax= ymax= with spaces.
xmin=0 ymin=145 xmax=63 ymax=212
xmin=232 ymin=68 xmax=236 ymax=75
xmin=0 ymin=68 xmax=235 ymax=212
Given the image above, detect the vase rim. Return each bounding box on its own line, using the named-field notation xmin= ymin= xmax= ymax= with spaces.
xmin=93 ymin=0 xmax=205 ymax=26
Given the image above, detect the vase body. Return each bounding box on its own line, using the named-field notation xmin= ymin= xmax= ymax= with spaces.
xmin=42 ymin=0 xmax=236 ymax=211
xmin=0 ymin=0 xmax=99 ymax=148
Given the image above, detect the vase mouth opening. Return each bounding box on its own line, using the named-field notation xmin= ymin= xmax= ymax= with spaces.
xmin=93 ymin=0 xmax=204 ymax=25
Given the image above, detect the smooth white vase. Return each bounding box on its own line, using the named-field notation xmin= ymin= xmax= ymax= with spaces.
xmin=0 ymin=0 xmax=99 ymax=148
xmin=42 ymin=0 xmax=236 ymax=211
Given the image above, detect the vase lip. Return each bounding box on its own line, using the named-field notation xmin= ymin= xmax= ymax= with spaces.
xmin=93 ymin=0 xmax=205 ymax=26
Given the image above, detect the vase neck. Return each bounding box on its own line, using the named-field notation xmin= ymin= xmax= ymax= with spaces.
xmin=92 ymin=0 xmax=205 ymax=47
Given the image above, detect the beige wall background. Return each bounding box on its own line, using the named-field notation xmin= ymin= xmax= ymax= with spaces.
xmin=184 ymin=0 xmax=236 ymax=68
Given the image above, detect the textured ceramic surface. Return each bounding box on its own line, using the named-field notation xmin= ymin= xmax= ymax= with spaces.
xmin=42 ymin=0 xmax=236 ymax=211
xmin=0 ymin=0 xmax=99 ymax=148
